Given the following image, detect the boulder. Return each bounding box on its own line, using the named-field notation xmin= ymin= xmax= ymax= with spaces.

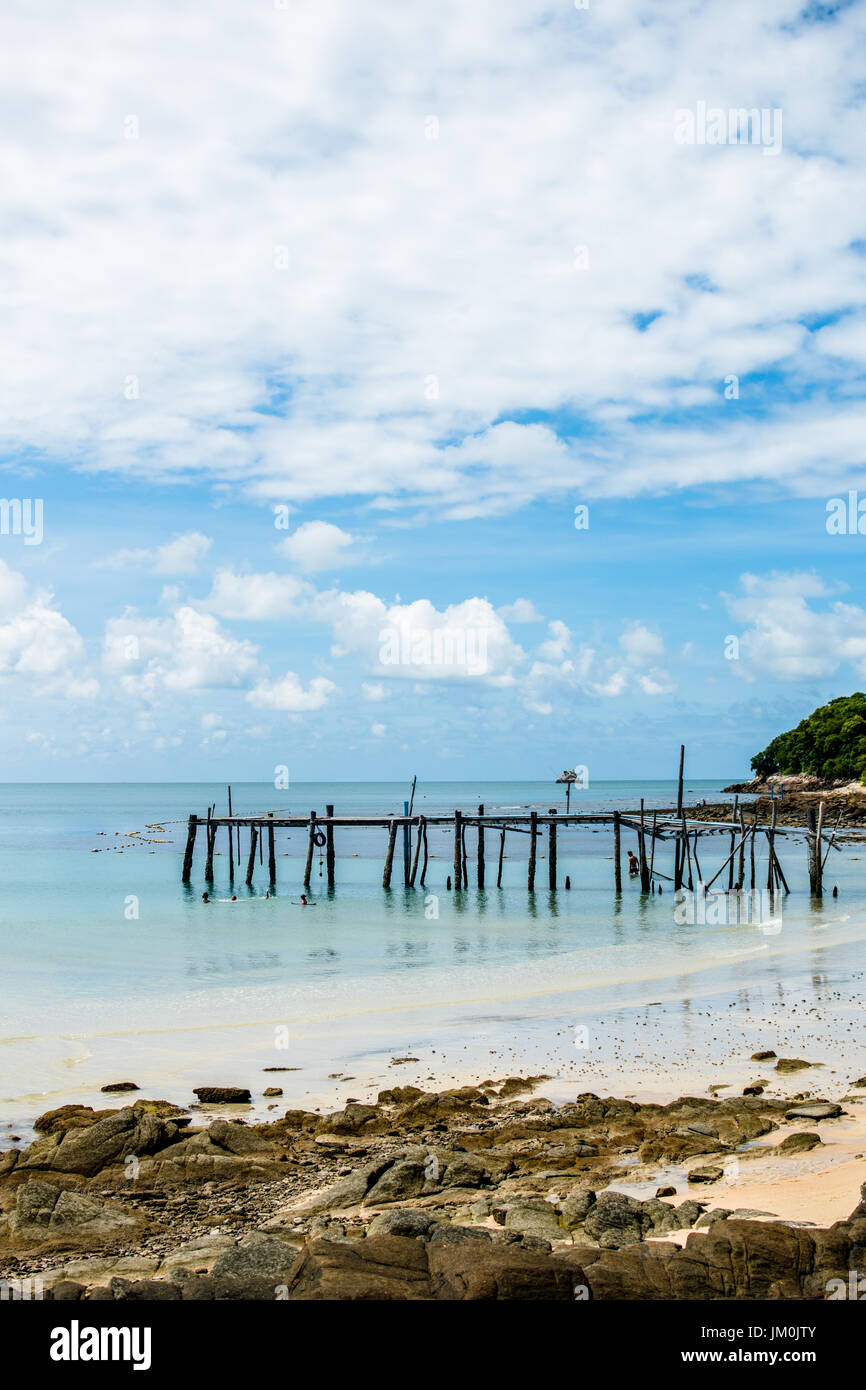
xmin=774 ymin=1058 xmax=816 ymax=1073
xmin=16 ymin=1108 xmax=180 ymax=1177
xmin=784 ymin=1103 xmax=841 ymax=1121
xmin=192 ymin=1087 xmax=251 ymax=1104
xmin=776 ymin=1131 xmax=822 ymax=1154
xmin=367 ymin=1209 xmax=437 ymax=1239
xmin=751 ymin=1050 xmax=776 ymax=1061
xmin=582 ymin=1191 xmax=652 ymax=1248
xmin=10 ymin=1181 xmax=146 ymax=1244
xmin=100 ymin=1082 xmax=139 ymax=1093
xmin=210 ymin=1233 xmax=299 ymax=1295
xmin=688 ymin=1165 xmax=724 ymax=1184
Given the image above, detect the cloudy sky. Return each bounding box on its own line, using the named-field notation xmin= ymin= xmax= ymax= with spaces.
xmin=1 ymin=0 xmax=864 ymax=780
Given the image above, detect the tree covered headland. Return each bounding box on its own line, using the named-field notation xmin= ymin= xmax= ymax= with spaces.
xmin=751 ymin=694 xmax=866 ymax=783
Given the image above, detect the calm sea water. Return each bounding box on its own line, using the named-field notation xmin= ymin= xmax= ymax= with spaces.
xmin=1 ymin=779 xmax=864 ymax=1134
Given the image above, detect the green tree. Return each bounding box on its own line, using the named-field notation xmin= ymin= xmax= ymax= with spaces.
xmin=750 ymin=694 xmax=866 ymax=782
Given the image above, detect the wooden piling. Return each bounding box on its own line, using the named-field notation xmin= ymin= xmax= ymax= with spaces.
xmin=548 ymin=808 xmax=557 ymax=891
xmin=267 ymin=812 xmax=276 ymax=884
xmin=326 ymin=804 xmax=335 ymax=888
xmin=528 ymin=811 xmax=538 ymax=890
xmin=815 ymin=801 xmax=824 ymax=897
xmin=383 ymin=818 xmax=398 ymax=888
xmin=728 ymin=795 xmax=739 ymax=890
xmin=497 ymin=826 xmax=506 ymax=887
xmin=419 ymin=820 xmax=429 ymax=888
xmin=304 ymin=812 xmax=317 ymax=888
xmin=807 ymin=807 xmax=818 ymax=894
xmin=737 ymin=806 xmax=746 ymax=888
xmin=245 ymin=824 xmax=258 ymax=886
xmin=639 ymin=799 xmax=650 ymax=892
xmin=613 ymin=810 xmax=622 ymax=892
xmin=409 ymin=817 xmax=423 ymax=887
xmin=453 ymin=810 xmax=463 ymax=890
xmin=767 ymin=801 xmax=777 ymax=891
xmin=477 ymin=804 xmax=485 ymax=888
xmin=182 ymin=814 xmax=198 ymax=882
xmin=204 ymin=818 xmax=216 ymax=881
xmin=676 ymin=743 xmax=685 ymax=818
xmin=227 ymin=787 xmax=234 ymax=880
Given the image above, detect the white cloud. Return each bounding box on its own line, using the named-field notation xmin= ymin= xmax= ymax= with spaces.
xmin=724 ymin=571 xmax=866 ymax=681
xmin=247 ymin=671 xmax=336 ymax=711
xmin=371 ymin=721 xmax=386 ymax=737
xmin=203 ymin=569 xmax=312 ymax=620
xmin=278 ymin=521 xmax=357 ymax=573
xmin=498 ymin=598 xmax=544 ymax=624
xmin=0 ymin=0 xmax=860 ymax=517
xmin=315 ymin=589 xmax=525 ymax=682
xmin=98 ymin=532 xmax=213 ymax=574
xmin=361 ymin=681 xmax=388 ymax=701
xmin=620 ymin=623 xmax=665 ymax=666
xmin=104 ymin=605 xmax=259 ymax=694
xmin=0 ymin=559 xmax=93 ymax=694
xmin=537 ymin=619 xmax=572 ymax=662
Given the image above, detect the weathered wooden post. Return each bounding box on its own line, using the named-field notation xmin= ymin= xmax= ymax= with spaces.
xmin=613 ymin=810 xmax=622 ymax=892
xmin=304 ymin=811 xmax=317 ymax=888
xmin=815 ymin=801 xmax=824 ymax=897
xmin=528 ymin=811 xmax=538 ymax=890
xmin=728 ymin=795 xmax=739 ymax=890
xmin=676 ymin=744 xmax=685 ymax=818
xmin=419 ymin=819 xmax=429 ymax=887
xmin=807 ymin=807 xmax=818 ymax=894
xmin=737 ymin=807 xmax=746 ymax=888
xmin=402 ymin=801 xmax=411 ymax=887
xmin=326 ymin=804 xmax=335 ymax=888
xmin=245 ymin=824 xmax=258 ymax=886
xmin=453 ymin=810 xmax=463 ymax=889
xmin=639 ymin=799 xmax=650 ymax=892
xmin=227 ymin=786 xmax=234 ymax=881
xmin=182 ymin=814 xmax=198 ymax=883
xmin=204 ymin=817 xmax=216 ymax=881
xmin=497 ymin=826 xmax=506 ymax=887
xmin=267 ymin=812 xmax=276 ymax=884
xmin=477 ymin=804 xmax=485 ymax=888
xmin=548 ymin=808 xmax=557 ymax=891
xmin=409 ymin=817 xmax=423 ymax=887
xmin=383 ymin=818 xmax=398 ymax=888
xmin=767 ymin=801 xmax=777 ymax=891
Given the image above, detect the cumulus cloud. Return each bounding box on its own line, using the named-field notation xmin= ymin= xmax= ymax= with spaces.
xmin=498 ymin=598 xmax=544 ymax=624
xmin=247 ymin=671 xmax=336 ymax=712
xmin=202 ymin=569 xmax=312 ymax=620
xmin=278 ymin=521 xmax=357 ymax=573
xmin=724 ymin=571 xmax=866 ymax=681
xmin=314 ymin=590 xmax=525 ymax=682
xmin=98 ymin=532 xmax=213 ymax=574
xmin=0 ymin=560 xmax=93 ymax=695
xmin=103 ymin=606 xmax=260 ymax=694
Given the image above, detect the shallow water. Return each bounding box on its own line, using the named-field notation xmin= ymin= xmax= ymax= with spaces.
xmin=1 ymin=779 xmax=863 ymax=1138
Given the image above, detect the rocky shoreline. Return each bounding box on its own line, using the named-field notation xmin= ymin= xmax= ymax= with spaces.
xmin=3 ymin=1066 xmax=865 ymax=1300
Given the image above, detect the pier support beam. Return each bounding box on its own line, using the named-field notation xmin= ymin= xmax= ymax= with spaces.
xmin=383 ymin=818 xmax=398 ymax=888
xmin=182 ymin=814 xmax=198 ymax=883
xmin=245 ymin=824 xmax=258 ymax=886
xmin=204 ymin=817 xmax=216 ymax=881
xmin=613 ymin=810 xmax=622 ymax=892
xmin=497 ymin=826 xmax=506 ymax=887
xmin=326 ymin=804 xmax=335 ymax=888
xmin=453 ymin=810 xmax=463 ymax=889
xmin=227 ymin=787 xmax=234 ymax=881
xmin=528 ymin=811 xmax=537 ymax=890
xmin=477 ymin=804 xmax=485 ymax=888
xmin=548 ymin=808 xmax=557 ymax=891
xmin=304 ymin=812 xmax=316 ymax=888
xmin=268 ymin=812 xmax=276 ymax=884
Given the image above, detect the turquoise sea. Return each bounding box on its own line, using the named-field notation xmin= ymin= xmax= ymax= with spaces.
xmin=2 ymin=779 xmax=865 ymax=1140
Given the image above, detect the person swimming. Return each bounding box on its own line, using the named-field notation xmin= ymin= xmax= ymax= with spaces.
xmin=202 ymin=892 xmax=209 ymax=902
xmin=300 ymin=894 xmax=308 ymax=905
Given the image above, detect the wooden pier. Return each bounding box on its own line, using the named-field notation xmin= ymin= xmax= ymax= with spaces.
xmin=181 ymin=783 xmax=838 ymax=897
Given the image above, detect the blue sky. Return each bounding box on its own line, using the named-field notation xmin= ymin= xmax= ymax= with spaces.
xmin=0 ymin=0 xmax=864 ymax=781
